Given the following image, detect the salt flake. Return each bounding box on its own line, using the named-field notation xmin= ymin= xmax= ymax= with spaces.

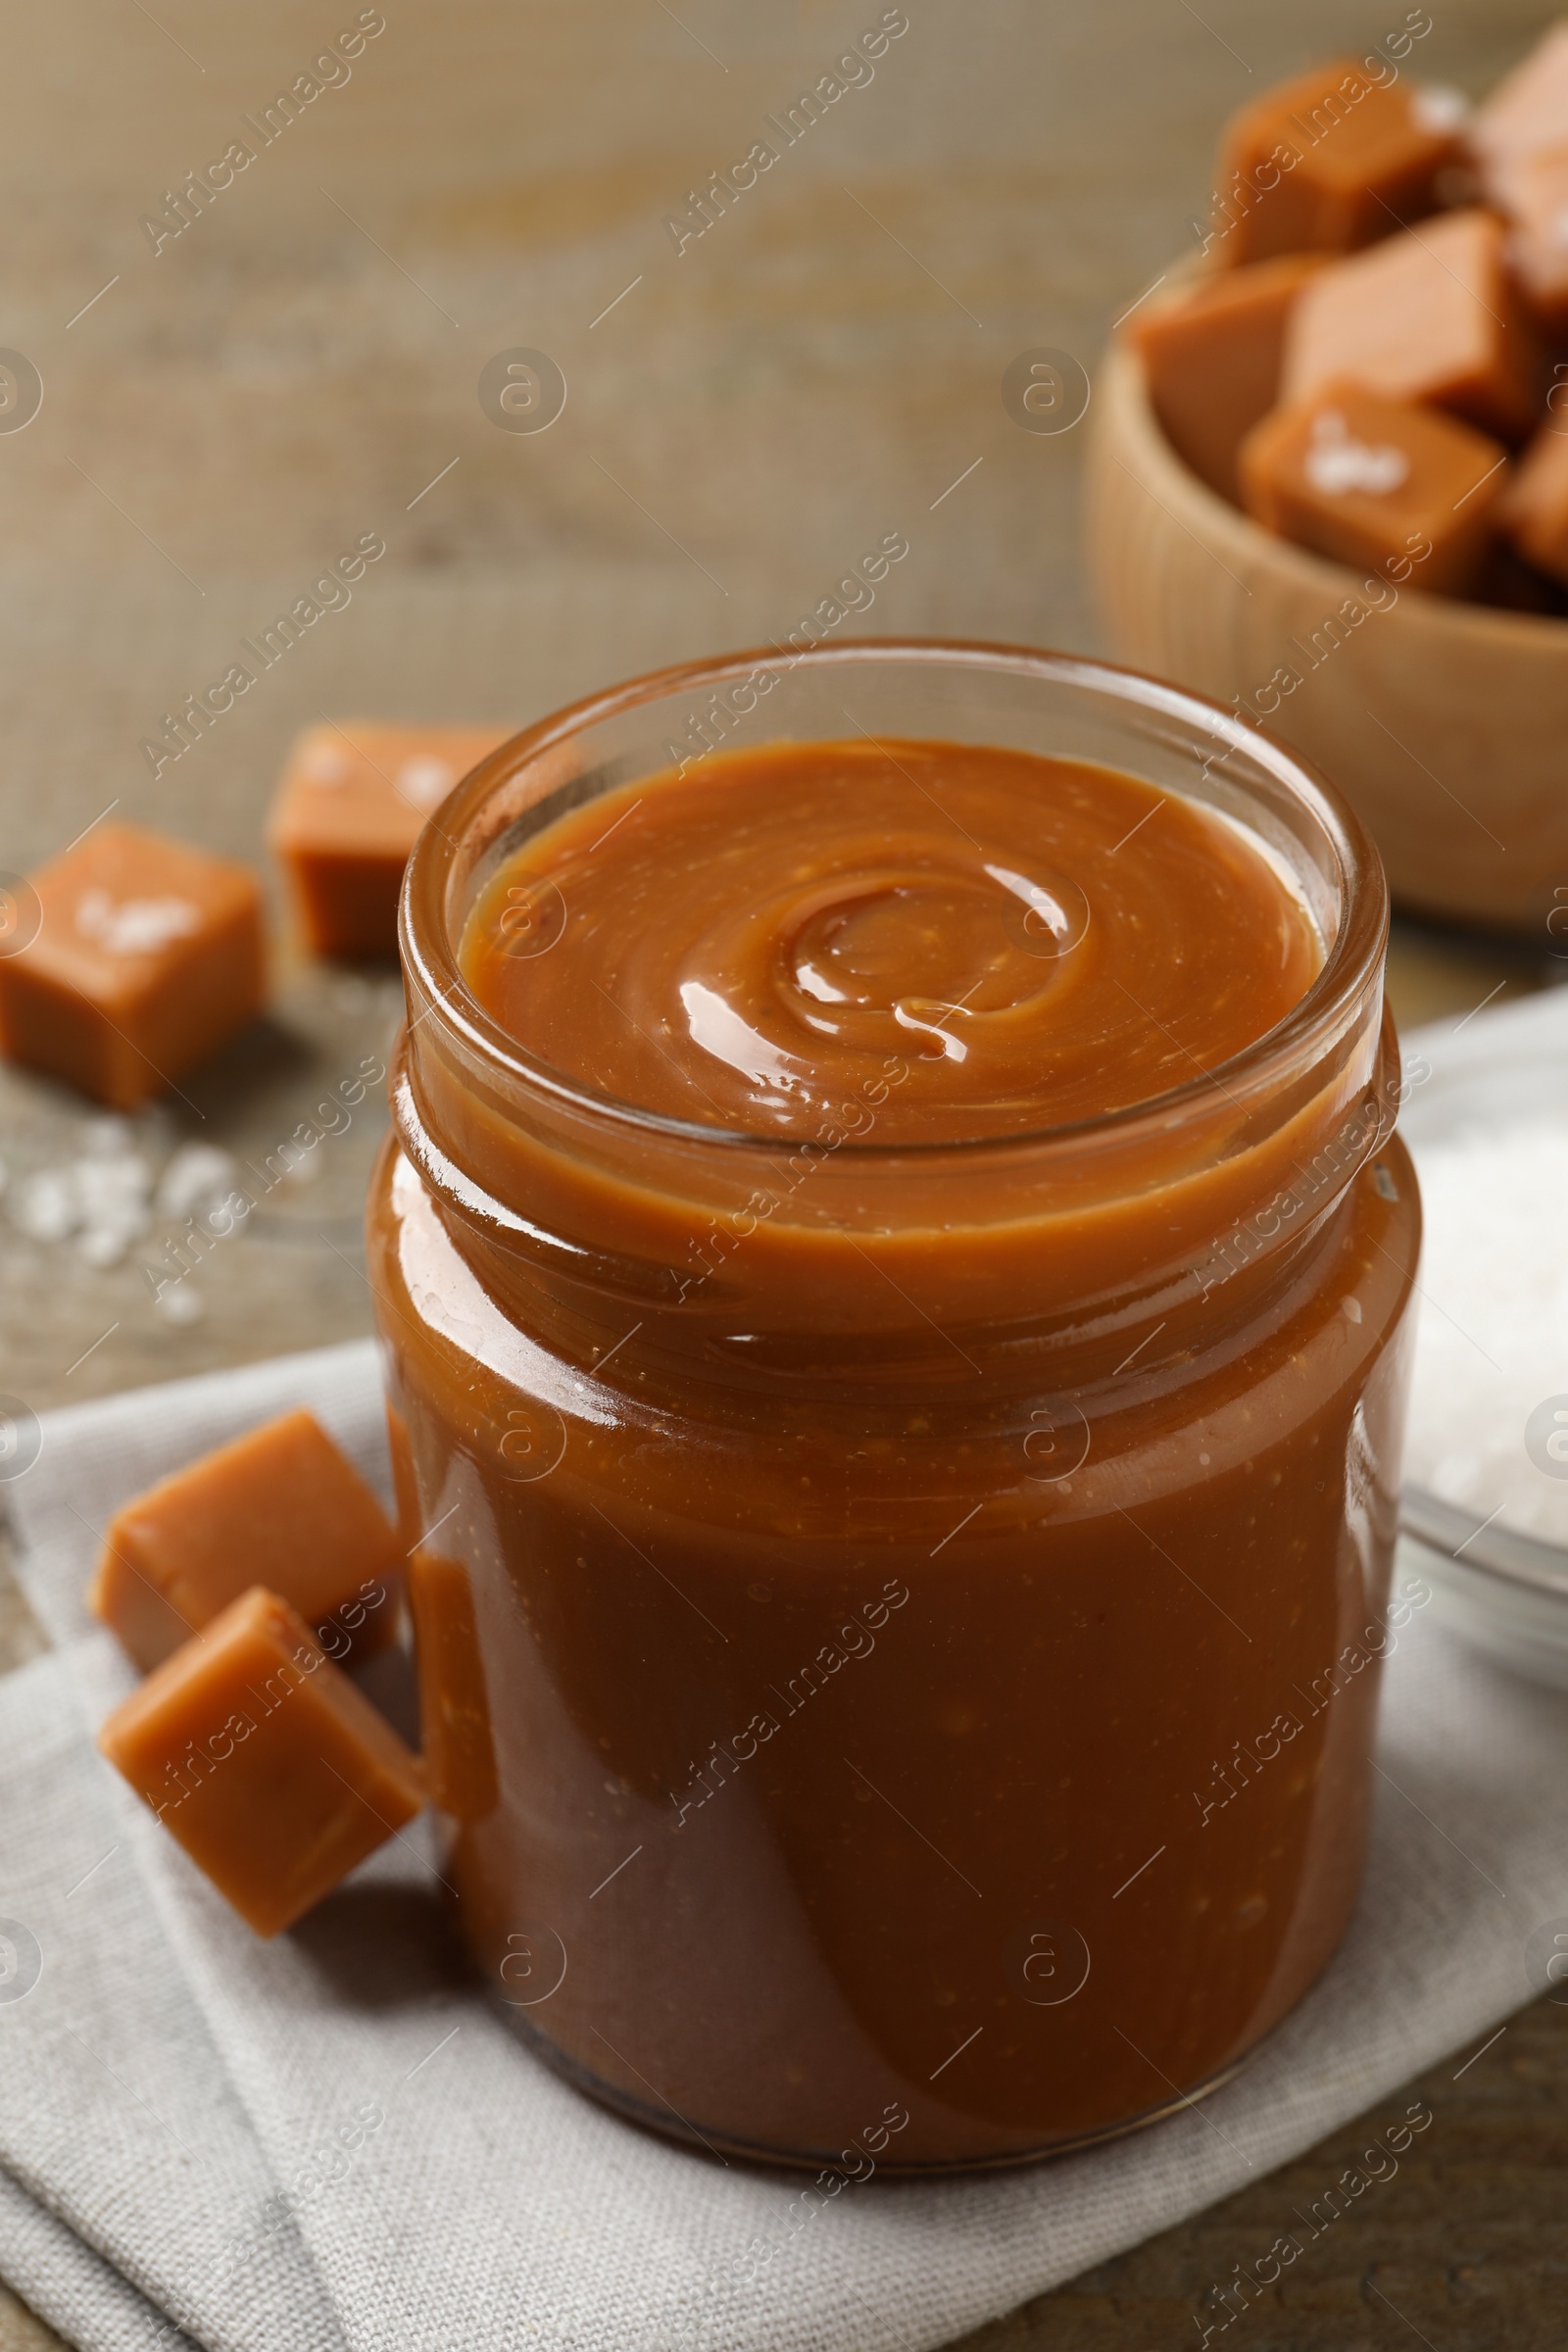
xmin=75 ymin=889 xmax=202 ymax=957
xmin=1304 ymin=410 xmax=1410 ymax=499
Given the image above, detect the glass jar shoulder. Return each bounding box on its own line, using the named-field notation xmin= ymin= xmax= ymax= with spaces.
xmin=368 ymin=1127 xmax=1418 ymax=1543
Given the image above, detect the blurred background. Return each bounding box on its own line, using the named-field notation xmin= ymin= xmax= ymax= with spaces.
xmin=4 ymin=7 xmax=1568 ymax=2348
xmin=1 ymin=0 xmax=1559 ymax=1415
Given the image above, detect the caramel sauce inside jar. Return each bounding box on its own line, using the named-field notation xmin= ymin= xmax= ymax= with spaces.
xmin=461 ymin=737 xmax=1320 ymax=1143
xmin=371 ymin=727 xmax=1418 ymax=2168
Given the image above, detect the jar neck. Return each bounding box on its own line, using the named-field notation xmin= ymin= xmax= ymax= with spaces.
xmin=389 ymin=975 xmax=1400 ymax=1396
xmin=389 ymin=638 xmax=1396 ymax=1398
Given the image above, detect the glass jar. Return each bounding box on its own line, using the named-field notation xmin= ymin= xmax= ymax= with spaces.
xmin=368 ymin=640 xmax=1419 ymax=2172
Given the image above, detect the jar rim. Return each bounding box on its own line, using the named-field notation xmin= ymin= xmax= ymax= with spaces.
xmin=400 ymin=635 xmax=1389 ymax=1164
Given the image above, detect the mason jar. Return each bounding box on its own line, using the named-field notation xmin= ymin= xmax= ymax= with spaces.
xmin=368 ymin=640 xmax=1419 ymax=2171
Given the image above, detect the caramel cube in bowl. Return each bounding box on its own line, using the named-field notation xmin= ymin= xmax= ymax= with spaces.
xmin=1213 ymin=59 xmax=1462 ymax=268
xmin=1282 ymin=211 xmax=1540 ymax=443
xmin=1493 ymin=144 xmax=1568 ymax=329
xmin=1131 ymin=254 xmax=1326 ymax=504
xmin=90 ymin=1406 xmax=403 ymax=1671
xmin=269 ymin=722 xmax=511 ymax=959
xmin=0 ymin=822 xmax=265 ymax=1109
xmin=1239 ymin=381 xmax=1509 ymax=595
xmin=98 ymin=1587 xmax=424 ymax=1937
xmin=1498 ymin=421 xmax=1568 ymax=585
xmin=1473 ymin=22 xmax=1568 ymax=200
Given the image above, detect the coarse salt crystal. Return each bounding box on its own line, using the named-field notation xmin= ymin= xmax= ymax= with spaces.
xmin=80 ymin=1116 xmax=135 ymax=1158
xmin=1304 ymin=410 xmax=1410 ymax=499
xmin=13 ymin=1137 xmax=153 ymax=1253
xmin=155 ymin=1142 xmax=238 ymax=1222
xmin=14 ymin=1171 xmax=77 ymax=1241
xmin=79 ymin=1227 xmax=132 ymax=1270
xmin=74 ymin=889 xmax=202 ymax=957
xmin=396 ymin=757 xmax=455 ymax=810
xmin=76 ymin=1157 xmax=150 ymax=1208
xmin=1411 ymin=83 xmax=1469 ymax=135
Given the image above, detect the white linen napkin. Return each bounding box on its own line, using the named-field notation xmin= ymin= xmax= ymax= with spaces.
xmin=3 ymin=997 xmax=1568 ymax=2351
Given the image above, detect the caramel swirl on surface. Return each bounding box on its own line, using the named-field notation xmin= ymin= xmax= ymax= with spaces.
xmin=462 ymin=738 xmax=1320 ymax=1144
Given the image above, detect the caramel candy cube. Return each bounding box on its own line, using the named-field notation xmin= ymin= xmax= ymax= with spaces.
xmin=1473 ymin=22 xmax=1568 ymax=201
xmin=98 ymin=1587 xmax=424 ymax=1937
xmin=1497 ymin=422 xmax=1568 ymax=585
xmin=1211 ymin=59 xmax=1462 ymax=268
xmin=1240 ymin=382 xmax=1508 ymax=596
xmin=269 ymin=722 xmax=510 ymax=959
xmin=408 ymin=1549 xmax=498 ymax=1823
xmin=1132 ymin=255 xmax=1326 ymax=503
xmin=90 ymin=1407 xmax=403 ymax=1672
xmin=0 ymin=822 xmax=265 ymax=1109
xmin=1493 ymin=144 xmax=1568 ymax=328
xmin=1282 ymin=211 xmax=1540 ymax=443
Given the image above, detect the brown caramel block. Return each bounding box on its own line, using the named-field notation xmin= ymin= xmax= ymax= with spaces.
xmin=1283 ymin=210 xmax=1541 ymax=442
xmin=1240 ymin=381 xmax=1508 ymax=595
xmin=98 ymin=1587 xmax=425 ymax=1937
xmin=1497 ymin=421 xmax=1568 ymax=584
xmin=1132 ymin=255 xmax=1328 ymax=504
xmin=0 ymin=823 xmax=264 ymax=1109
xmin=408 ymin=1550 xmax=498 ymax=1823
xmin=90 ymin=1407 xmax=403 ymax=1672
xmin=269 ymin=722 xmax=511 ymax=959
xmin=1473 ymin=22 xmax=1568 ymax=199
xmin=1493 ymin=143 xmax=1568 ymax=328
xmin=1211 ymin=58 xmax=1462 ymax=269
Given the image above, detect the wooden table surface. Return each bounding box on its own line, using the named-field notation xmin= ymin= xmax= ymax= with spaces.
xmin=3 ymin=1 xmax=1567 ymax=2344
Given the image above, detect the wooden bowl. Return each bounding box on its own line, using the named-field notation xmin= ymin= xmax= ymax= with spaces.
xmin=1085 ymin=334 xmax=1568 ymax=936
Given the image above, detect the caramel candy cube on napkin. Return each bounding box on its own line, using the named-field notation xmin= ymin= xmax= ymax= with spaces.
xmin=0 ymin=822 xmax=264 ymax=1109
xmin=1282 ymin=211 xmax=1540 ymax=443
xmin=90 ymin=1406 xmax=403 ymax=1671
xmin=1132 ymin=254 xmax=1326 ymax=503
xmin=98 ymin=1587 xmax=425 ymax=1937
xmin=1497 ymin=422 xmax=1568 ymax=584
xmin=1240 ymin=382 xmax=1508 ymax=595
xmin=1212 ymin=59 xmax=1462 ymax=267
xmin=1472 ymin=22 xmax=1568 ymax=200
xmin=269 ymin=721 xmax=510 ymax=958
